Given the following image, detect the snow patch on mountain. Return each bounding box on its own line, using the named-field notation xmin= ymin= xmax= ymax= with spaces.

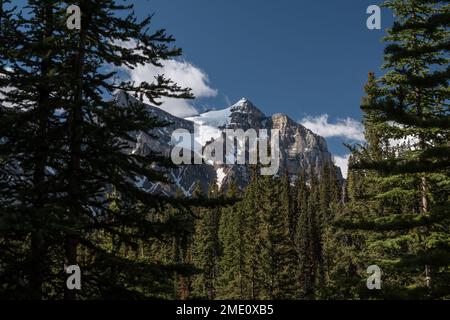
xmin=170 ymin=167 xmax=196 ymax=197
xmin=216 ymin=167 xmax=227 ymax=189
xmin=185 ymin=98 xmax=254 ymax=127
xmin=186 ymin=107 xmax=232 ymax=127
xmin=185 ymin=98 xmax=263 ymax=146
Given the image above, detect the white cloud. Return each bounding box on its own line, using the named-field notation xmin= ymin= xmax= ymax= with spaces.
xmin=300 ymin=114 xmax=365 ymax=142
xmin=122 ymin=52 xmax=217 ymax=117
xmin=334 ymin=154 xmax=350 ymax=179
xmin=154 ymin=97 xmax=199 ymax=118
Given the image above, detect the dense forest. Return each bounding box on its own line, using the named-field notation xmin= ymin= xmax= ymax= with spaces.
xmin=0 ymin=0 xmax=449 ymax=300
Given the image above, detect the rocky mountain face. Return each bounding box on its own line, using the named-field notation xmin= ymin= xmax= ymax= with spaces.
xmin=115 ymin=91 xmax=342 ymax=196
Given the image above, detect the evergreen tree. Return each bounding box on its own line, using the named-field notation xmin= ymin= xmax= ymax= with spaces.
xmin=294 ymin=171 xmax=309 ymax=297
xmin=251 ymin=175 xmax=289 ymax=299
xmin=0 ymin=0 xmax=70 ymax=299
xmin=172 ymin=187 xmax=197 ymax=300
xmin=266 ymin=173 xmax=297 ymax=299
xmin=58 ymin=0 xmax=200 ymax=299
xmin=0 ymin=0 xmax=219 ymax=299
xmin=323 ymin=72 xmax=385 ymax=299
xmin=339 ymin=0 xmax=450 ymax=299
xmin=217 ymin=182 xmax=246 ymax=299
xmin=296 ymin=170 xmax=322 ymax=299
xmin=192 ymin=183 xmax=222 ymax=299
xmin=318 ymin=164 xmax=343 ymax=298
xmin=217 ymin=172 xmax=299 ymax=300
xmin=241 ymin=169 xmax=262 ymax=299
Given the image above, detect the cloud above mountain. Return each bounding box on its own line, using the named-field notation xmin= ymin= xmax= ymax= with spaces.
xmin=299 ymin=114 xmax=364 ymax=178
xmin=300 ymin=114 xmax=365 ymax=142
xmin=123 ymin=58 xmax=217 ymax=117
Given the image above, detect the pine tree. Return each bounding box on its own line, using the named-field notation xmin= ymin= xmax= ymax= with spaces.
xmin=255 ymin=174 xmax=298 ymax=299
xmin=339 ymin=0 xmax=450 ymax=299
xmin=217 ymin=172 xmax=299 ymax=300
xmin=318 ymin=163 xmax=343 ymax=298
xmin=191 ymin=183 xmax=222 ymax=299
xmin=217 ymin=182 xmax=246 ymax=299
xmin=272 ymin=173 xmax=298 ymax=299
xmin=172 ymin=187 xmax=197 ymax=300
xmin=294 ymin=171 xmax=309 ymax=296
xmin=241 ymin=168 xmax=262 ymax=299
xmin=0 ymin=0 xmax=71 ymax=299
xmin=321 ymin=73 xmax=384 ymax=298
xmin=55 ymin=0 xmax=198 ymax=299
xmin=0 ymin=0 xmax=220 ymax=300
xmin=296 ymin=170 xmax=322 ymax=299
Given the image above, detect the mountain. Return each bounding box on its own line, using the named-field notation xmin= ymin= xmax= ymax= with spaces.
xmin=115 ymin=91 xmax=342 ymax=195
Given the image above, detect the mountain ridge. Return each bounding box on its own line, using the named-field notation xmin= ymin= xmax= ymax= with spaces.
xmin=115 ymin=91 xmax=342 ymax=195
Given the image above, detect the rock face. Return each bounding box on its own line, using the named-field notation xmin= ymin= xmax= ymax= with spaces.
xmin=115 ymin=91 xmax=342 ymax=195
xmin=271 ymin=113 xmax=334 ymax=179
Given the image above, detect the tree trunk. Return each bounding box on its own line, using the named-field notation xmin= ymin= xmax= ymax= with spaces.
xmin=0 ymin=0 xmax=3 ymax=24
xmin=30 ymin=2 xmax=54 ymax=300
xmin=65 ymin=0 xmax=88 ymax=300
xmin=420 ymin=176 xmax=429 ymax=214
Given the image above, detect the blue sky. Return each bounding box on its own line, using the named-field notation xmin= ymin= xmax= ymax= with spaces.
xmin=129 ymin=0 xmax=394 ymax=174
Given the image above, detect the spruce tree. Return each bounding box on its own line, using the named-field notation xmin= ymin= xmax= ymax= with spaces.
xmin=56 ymin=0 xmax=198 ymax=299
xmin=0 ymin=0 xmax=70 ymax=299
xmin=296 ymin=170 xmax=322 ymax=299
xmin=241 ymin=169 xmax=262 ymax=299
xmin=191 ymin=183 xmax=222 ymax=299
xmin=318 ymin=164 xmax=343 ymax=298
xmin=294 ymin=171 xmax=309 ymax=297
xmin=340 ymin=0 xmax=450 ymax=299
xmin=255 ymin=174 xmax=298 ymax=299
xmin=0 ymin=0 xmax=220 ymax=300
xmin=217 ymin=182 xmax=246 ymax=299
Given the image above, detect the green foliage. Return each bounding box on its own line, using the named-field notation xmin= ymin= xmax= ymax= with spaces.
xmin=191 ymin=184 xmax=222 ymax=299
xmin=335 ymin=0 xmax=450 ymax=299
xmin=0 ymin=0 xmax=212 ymax=300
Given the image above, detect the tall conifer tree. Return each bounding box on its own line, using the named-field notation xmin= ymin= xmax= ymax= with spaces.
xmin=340 ymin=0 xmax=450 ymax=298
xmin=0 ymin=0 xmax=213 ymax=299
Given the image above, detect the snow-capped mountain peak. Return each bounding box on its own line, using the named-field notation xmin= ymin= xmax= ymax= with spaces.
xmin=230 ymin=98 xmax=264 ymax=115
xmin=185 ymin=107 xmax=232 ymax=127
xmin=113 ymin=91 xmax=342 ymax=195
xmin=231 ymin=97 xmax=250 ymax=108
xmin=185 ymin=98 xmax=265 ymax=129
